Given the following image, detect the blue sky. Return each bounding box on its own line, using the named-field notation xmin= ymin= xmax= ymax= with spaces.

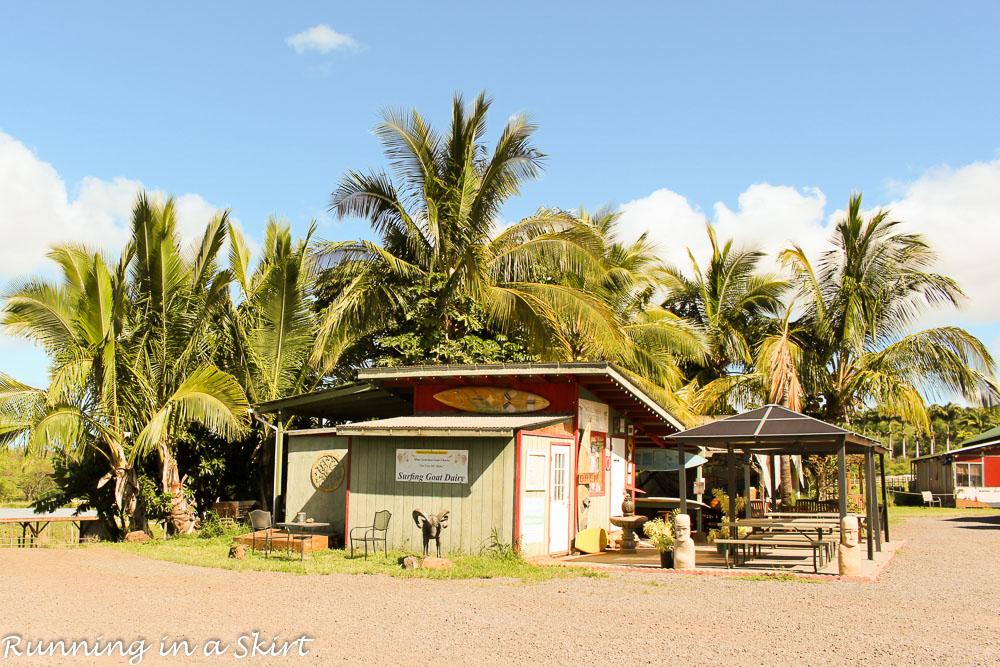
xmin=2 ymin=1 xmax=999 ymax=395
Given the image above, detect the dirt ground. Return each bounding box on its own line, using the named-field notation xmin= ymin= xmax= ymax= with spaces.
xmin=0 ymin=513 xmax=998 ymax=666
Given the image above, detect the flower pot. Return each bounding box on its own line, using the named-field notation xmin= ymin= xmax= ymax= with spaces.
xmin=659 ymin=549 xmax=674 ymax=568
xmin=716 ymin=543 xmax=728 ymax=555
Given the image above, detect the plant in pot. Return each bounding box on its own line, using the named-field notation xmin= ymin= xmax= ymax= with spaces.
xmin=642 ymin=517 xmax=674 ymax=567
xmin=707 ymin=489 xmax=749 ymax=554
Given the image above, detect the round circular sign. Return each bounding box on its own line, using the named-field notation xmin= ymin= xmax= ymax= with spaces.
xmin=311 ymin=453 xmax=345 ymax=492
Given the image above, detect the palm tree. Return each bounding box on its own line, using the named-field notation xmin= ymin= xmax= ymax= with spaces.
xmin=658 ymin=225 xmax=788 ymax=402
xmin=548 ymin=206 xmax=707 ymax=420
xmin=0 ymin=194 xmax=249 ymax=535
xmin=778 ymin=193 xmax=998 ymax=429
xmin=315 ymin=92 xmax=625 ymax=369
xmin=218 ymin=217 xmax=327 ymax=505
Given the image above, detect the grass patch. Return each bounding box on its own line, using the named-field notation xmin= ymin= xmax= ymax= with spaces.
xmin=887 ymin=505 xmax=996 ymax=526
xmin=108 ymin=534 xmax=588 ymax=583
xmin=727 ymin=572 xmax=826 ymax=583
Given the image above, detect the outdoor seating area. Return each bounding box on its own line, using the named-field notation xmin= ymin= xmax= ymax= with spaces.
xmin=559 ymin=404 xmax=897 ymax=577
xmin=234 ymin=510 xmax=332 ymax=558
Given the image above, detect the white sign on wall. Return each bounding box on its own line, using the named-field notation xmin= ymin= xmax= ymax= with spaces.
xmin=395 ymin=449 xmax=469 ymax=484
xmin=521 ymin=497 xmax=545 ymax=544
xmin=525 ymin=452 xmax=547 ymax=491
xmin=578 ymin=398 xmax=609 ymax=433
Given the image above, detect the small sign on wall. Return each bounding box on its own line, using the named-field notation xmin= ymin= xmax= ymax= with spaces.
xmin=396 ymin=449 xmax=469 ymax=484
xmin=521 ymin=497 xmax=545 ymax=544
xmin=525 ymin=452 xmax=547 ymax=491
xmin=578 ymin=398 xmax=609 ymax=433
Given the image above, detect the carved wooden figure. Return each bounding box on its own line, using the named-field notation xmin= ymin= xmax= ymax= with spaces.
xmin=412 ymin=509 xmax=450 ymax=557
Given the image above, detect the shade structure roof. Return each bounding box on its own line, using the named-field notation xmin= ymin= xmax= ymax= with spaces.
xmin=668 ymin=404 xmax=885 ymax=455
xmin=255 ymin=382 xmax=412 ymax=421
xmin=334 ymin=413 xmax=574 ymax=438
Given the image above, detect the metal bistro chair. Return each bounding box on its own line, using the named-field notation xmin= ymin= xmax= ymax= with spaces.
xmin=922 ymin=491 xmax=942 ymax=508
xmin=350 ymin=510 xmax=391 ymax=559
xmin=248 ymin=510 xmax=274 ymax=558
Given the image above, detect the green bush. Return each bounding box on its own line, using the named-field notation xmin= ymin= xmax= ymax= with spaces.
xmin=198 ymin=511 xmax=247 ymax=539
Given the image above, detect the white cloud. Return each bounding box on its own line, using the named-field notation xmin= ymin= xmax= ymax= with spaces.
xmin=0 ymin=130 xmax=242 ymax=281
xmin=883 ymin=160 xmax=1000 ymax=322
xmin=618 ymin=183 xmax=829 ymax=275
xmin=286 ymin=25 xmax=359 ymax=54
xmin=617 ymin=160 xmax=1000 ymax=329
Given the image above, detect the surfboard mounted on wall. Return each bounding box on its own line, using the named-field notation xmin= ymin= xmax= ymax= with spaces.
xmin=433 ymin=387 xmax=551 ymax=414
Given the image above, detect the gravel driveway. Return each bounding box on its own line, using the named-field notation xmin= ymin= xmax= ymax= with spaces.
xmin=0 ymin=512 xmax=997 ymax=665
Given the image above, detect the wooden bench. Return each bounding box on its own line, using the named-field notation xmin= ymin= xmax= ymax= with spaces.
xmin=714 ymin=536 xmax=836 ymax=573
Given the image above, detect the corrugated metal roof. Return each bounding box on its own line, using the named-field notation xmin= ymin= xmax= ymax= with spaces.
xmin=357 ymin=361 xmax=686 ymax=431
xmin=336 ymin=413 xmax=574 ymax=437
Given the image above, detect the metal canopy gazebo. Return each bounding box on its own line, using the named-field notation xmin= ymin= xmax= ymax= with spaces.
xmin=667 ymin=404 xmax=890 ymax=560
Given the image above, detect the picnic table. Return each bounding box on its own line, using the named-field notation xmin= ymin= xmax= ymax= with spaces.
xmin=717 ymin=516 xmax=842 ymax=572
xmin=0 ymin=508 xmax=100 ymax=546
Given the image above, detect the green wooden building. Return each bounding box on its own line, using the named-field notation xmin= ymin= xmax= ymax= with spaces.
xmin=256 ymin=362 xmax=686 ymax=557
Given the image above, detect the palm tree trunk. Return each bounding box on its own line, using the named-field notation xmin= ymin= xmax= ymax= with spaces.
xmin=101 ymin=439 xmax=148 ymax=536
xmin=780 ymin=455 xmax=794 ymax=506
xmin=159 ymin=442 xmax=198 ymax=534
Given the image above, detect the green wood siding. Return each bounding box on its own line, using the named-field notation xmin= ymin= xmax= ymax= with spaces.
xmin=347 ymin=436 xmax=515 ymax=554
xmin=285 ymin=434 xmax=349 ymax=535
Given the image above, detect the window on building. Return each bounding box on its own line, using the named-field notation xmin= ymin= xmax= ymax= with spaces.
xmin=955 ymin=462 xmax=984 ymax=487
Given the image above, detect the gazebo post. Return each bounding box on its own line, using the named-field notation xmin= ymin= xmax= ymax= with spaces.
xmin=769 ymin=455 xmax=778 ymax=512
xmin=864 ymin=448 xmax=876 ymax=559
xmin=743 ymin=452 xmax=752 ymax=519
xmin=879 ymin=452 xmax=890 ymax=543
xmin=837 ymin=436 xmax=848 ymax=523
xmin=727 ymin=445 xmax=737 ymax=535
xmin=677 ymin=440 xmax=687 ymax=516
xmin=867 ymin=449 xmax=882 ymax=553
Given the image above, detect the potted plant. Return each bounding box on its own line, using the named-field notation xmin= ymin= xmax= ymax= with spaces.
xmin=642 ymin=517 xmax=674 ymax=568
xmin=707 ymin=489 xmax=748 ymax=554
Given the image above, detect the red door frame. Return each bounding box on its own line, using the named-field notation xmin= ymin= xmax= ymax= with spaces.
xmin=514 ymin=429 xmax=575 ymax=554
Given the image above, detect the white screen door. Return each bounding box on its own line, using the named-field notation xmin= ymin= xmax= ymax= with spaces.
xmin=609 ymin=437 xmax=626 ymax=523
xmin=549 ymin=443 xmax=571 ymax=553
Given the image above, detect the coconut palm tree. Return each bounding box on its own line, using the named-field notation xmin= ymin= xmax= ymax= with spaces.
xmin=315 ymin=92 xmax=625 ymax=369
xmin=657 ymin=225 xmax=788 ymax=400
xmin=0 ymin=194 xmax=249 ymax=535
xmin=223 ymin=218 xmax=322 ymax=405
xmin=546 ymin=206 xmax=707 ymax=420
xmin=217 ymin=218 xmax=328 ymax=505
xmin=778 ymin=193 xmax=998 ymax=429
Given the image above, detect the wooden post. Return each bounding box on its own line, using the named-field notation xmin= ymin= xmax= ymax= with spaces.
xmin=695 ymin=464 xmax=704 ymax=535
xmin=863 ymin=449 xmax=875 ymax=559
xmin=678 ymin=440 xmax=687 ymax=516
xmin=871 ymin=451 xmax=882 ymax=552
xmin=743 ymin=453 xmax=752 ymax=519
xmin=837 ymin=437 xmax=848 ymax=522
xmin=769 ymin=454 xmax=778 ymax=512
xmin=879 ymin=452 xmax=890 ymax=543
xmin=727 ymin=445 xmax=737 ymax=535
xmin=272 ymin=416 xmax=285 ymax=521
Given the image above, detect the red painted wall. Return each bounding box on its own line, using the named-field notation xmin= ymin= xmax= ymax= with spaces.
xmin=985 ymin=456 xmax=1000 ymax=487
xmin=414 ymin=381 xmax=577 ymax=414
